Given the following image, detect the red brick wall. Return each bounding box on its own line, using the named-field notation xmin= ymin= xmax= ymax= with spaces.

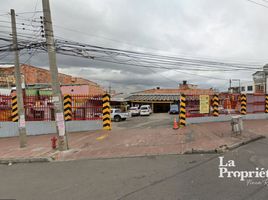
xmin=0 ymin=64 xmax=105 ymax=95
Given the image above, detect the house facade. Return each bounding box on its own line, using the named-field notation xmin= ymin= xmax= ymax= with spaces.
xmin=252 ymin=64 xmax=268 ymax=94
xmin=240 ymin=81 xmax=255 ymax=94
xmin=0 ymin=64 xmax=104 ymax=96
xmin=126 ymin=81 xmax=215 ymax=113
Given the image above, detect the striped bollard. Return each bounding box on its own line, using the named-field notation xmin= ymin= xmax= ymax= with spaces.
xmin=265 ymin=95 xmax=268 ymax=113
xmin=63 ymin=94 xmax=72 ymax=121
xmin=240 ymin=94 xmax=247 ymax=115
xmin=102 ymin=93 xmax=111 ymax=130
xmin=212 ymin=94 xmax=219 ymax=117
xmin=179 ymin=94 xmax=186 ymax=127
xmin=11 ymin=92 xmax=19 ymax=122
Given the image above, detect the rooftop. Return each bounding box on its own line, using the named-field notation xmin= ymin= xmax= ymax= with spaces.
xmin=125 ymin=93 xmax=202 ymax=101
xmin=137 ymin=88 xmax=215 ymax=95
xmin=126 ymin=94 xmax=180 ymax=102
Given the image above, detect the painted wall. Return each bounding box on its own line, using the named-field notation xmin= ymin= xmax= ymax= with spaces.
xmin=240 ymin=81 xmax=255 ymax=94
xmin=61 ymin=85 xmax=89 ymax=95
xmin=187 ymin=113 xmax=268 ymax=124
xmin=0 ymin=120 xmax=102 ymax=137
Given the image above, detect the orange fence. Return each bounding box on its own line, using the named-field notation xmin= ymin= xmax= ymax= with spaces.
xmin=186 ymin=93 xmax=266 ymax=118
xmin=0 ymin=95 xmax=12 ymax=121
xmin=0 ymin=94 xmax=103 ymax=121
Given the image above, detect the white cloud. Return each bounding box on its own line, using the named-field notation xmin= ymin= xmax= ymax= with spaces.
xmin=1 ymin=0 xmax=268 ymax=93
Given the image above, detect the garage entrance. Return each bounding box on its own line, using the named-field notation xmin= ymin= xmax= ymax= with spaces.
xmin=153 ymin=103 xmax=170 ymax=113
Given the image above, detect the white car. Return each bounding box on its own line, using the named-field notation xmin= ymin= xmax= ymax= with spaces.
xmin=129 ymin=107 xmax=140 ymax=116
xmin=111 ymin=109 xmax=130 ymax=122
xmin=140 ymin=105 xmax=152 ymax=116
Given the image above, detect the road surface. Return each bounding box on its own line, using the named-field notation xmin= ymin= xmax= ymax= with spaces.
xmin=1 ymin=137 xmax=268 ymax=200
xmin=114 ymin=113 xmax=174 ymax=129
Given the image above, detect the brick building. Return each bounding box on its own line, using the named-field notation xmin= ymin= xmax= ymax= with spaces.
xmin=0 ymin=64 xmax=104 ymax=95
xmin=126 ymin=81 xmax=215 ymax=113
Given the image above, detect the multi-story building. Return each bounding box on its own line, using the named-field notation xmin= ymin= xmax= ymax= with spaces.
xmin=253 ymin=64 xmax=268 ymax=94
xmin=240 ymin=81 xmax=254 ymax=94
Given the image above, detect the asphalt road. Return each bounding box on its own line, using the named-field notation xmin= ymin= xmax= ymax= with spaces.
xmin=114 ymin=113 xmax=174 ymax=129
xmin=1 ymin=137 xmax=268 ymax=200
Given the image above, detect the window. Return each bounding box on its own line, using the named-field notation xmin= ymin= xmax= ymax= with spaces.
xmin=241 ymin=87 xmax=245 ymax=91
xmin=247 ymin=86 xmax=253 ymax=91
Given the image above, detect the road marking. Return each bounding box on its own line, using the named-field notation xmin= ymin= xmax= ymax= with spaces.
xmin=96 ymin=134 xmax=108 ymax=140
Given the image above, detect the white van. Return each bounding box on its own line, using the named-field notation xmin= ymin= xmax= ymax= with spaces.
xmin=140 ymin=105 xmax=152 ymax=116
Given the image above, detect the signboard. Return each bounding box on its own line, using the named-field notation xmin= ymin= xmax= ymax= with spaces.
xmin=56 ymin=112 xmax=65 ymax=136
xmin=19 ymin=115 xmax=26 ymax=128
xmin=199 ymin=95 xmax=210 ymax=114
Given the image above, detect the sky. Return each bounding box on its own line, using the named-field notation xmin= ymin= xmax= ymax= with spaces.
xmin=1 ymin=0 xmax=268 ymax=93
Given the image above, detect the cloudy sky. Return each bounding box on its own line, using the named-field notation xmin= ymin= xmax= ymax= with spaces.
xmin=1 ymin=0 xmax=268 ymax=93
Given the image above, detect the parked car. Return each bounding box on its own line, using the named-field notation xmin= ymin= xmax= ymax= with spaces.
xmin=129 ymin=107 xmax=140 ymax=116
xmin=111 ymin=108 xmax=130 ymax=122
xmin=140 ymin=105 xmax=152 ymax=116
xmin=169 ymin=104 xmax=179 ymax=114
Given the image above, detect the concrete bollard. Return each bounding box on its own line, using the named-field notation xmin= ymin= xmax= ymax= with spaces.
xmin=231 ymin=115 xmax=243 ymax=135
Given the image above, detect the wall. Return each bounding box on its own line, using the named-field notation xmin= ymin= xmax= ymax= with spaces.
xmin=0 ymin=65 xmax=104 ymax=94
xmin=187 ymin=113 xmax=268 ymax=124
xmin=61 ymin=85 xmax=89 ymax=95
xmin=241 ymin=81 xmax=255 ymax=94
xmin=26 ymin=89 xmax=38 ymax=96
xmin=0 ymin=120 xmax=102 ymax=138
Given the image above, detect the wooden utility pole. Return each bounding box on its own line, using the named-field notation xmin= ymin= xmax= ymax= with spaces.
xmin=42 ymin=0 xmax=68 ymax=150
xmin=10 ymin=9 xmax=27 ymax=148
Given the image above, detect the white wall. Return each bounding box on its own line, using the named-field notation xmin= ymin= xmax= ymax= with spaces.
xmin=0 ymin=120 xmax=102 ymax=138
xmin=241 ymin=81 xmax=254 ymax=94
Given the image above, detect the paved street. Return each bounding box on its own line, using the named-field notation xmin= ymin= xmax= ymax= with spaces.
xmin=113 ymin=113 xmax=173 ymax=129
xmin=1 ymin=137 xmax=268 ymax=200
xmin=0 ymin=114 xmax=267 ymax=161
xmin=2 ymin=0 xmax=268 ymax=199
xmin=0 ymin=117 xmax=266 ymax=160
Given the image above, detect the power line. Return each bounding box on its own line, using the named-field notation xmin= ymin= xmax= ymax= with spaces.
xmin=53 ymin=39 xmax=262 ymax=70
xmin=0 ymin=11 xmax=265 ymax=82
xmin=38 ymin=17 xmax=265 ymax=64
xmin=2 ymin=13 xmax=266 ymax=65
xmin=245 ymin=0 xmax=268 ymax=9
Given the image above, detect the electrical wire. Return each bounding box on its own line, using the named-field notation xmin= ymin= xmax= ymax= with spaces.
xmin=245 ymin=0 xmax=268 ymax=8
xmin=0 ymin=10 xmax=265 ymax=84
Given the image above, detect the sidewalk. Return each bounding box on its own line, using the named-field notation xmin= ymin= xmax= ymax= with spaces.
xmin=0 ymin=119 xmax=267 ymax=162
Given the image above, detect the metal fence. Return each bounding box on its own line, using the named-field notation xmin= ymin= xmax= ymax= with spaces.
xmin=0 ymin=93 xmax=266 ymax=121
xmin=0 ymin=95 xmax=12 ymax=121
xmin=0 ymin=94 xmax=102 ymax=121
xmin=246 ymin=94 xmax=265 ymax=113
xmin=24 ymin=95 xmax=55 ymax=121
xmin=71 ymin=95 xmax=102 ymax=120
xmin=186 ymin=93 xmax=266 ymax=118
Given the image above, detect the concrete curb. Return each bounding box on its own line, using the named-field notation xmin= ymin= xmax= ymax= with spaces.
xmin=52 ymin=152 xmax=185 ymax=162
xmin=227 ymin=135 xmax=265 ymax=151
xmin=0 ymin=157 xmax=52 ymax=164
xmin=184 ymin=135 xmax=265 ymax=154
xmin=184 ymin=149 xmax=219 ymax=154
xmin=0 ymin=136 xmax=265 ymax=163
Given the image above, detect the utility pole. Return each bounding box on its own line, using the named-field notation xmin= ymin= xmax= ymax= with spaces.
xmin=264 ymin=65 xmax=268 ymax=94
xmin=109 ymin=83 xmax=112 ymax=95
xmin=230 ymin=79 xmax=241 ymax=93
xmin=264 ymin=73 xmax=266 ymax=94
xmin=229 ymin=79 xmax=231 ymax=93
xmin=42 ymin=0 xmax=68 ymax=150
xmin=10 ymin=9 xmax=27 ymax=148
